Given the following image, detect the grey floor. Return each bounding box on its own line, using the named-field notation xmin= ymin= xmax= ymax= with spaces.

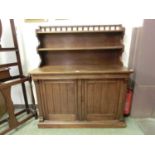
xmin=1 ymin=112 xmax=155 ymax=135
xmin=5 ymin=117 xmax=154 ymax=135
xmin=136 ymin=118 xmax=155 ymax=135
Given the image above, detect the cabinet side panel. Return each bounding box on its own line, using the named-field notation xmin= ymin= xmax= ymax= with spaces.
xmin=34 ymin=80 xmax=46 ymax=121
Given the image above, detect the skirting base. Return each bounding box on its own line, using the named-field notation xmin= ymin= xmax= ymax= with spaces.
xmin=38 ymin=120 xmax=126 ymax=128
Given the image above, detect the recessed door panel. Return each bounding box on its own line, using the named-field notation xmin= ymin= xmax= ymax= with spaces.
xmin=42 ymin=80 xmax=78 ymax=121
xmin=84 ymin=80 xmax=121 ymax=121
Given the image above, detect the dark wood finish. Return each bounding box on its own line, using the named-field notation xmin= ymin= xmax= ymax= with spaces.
xmin=0 ymin=48 xmax=17 ymax=52
xmin=39 ymin=51 xmax=123 ymax=66
xmin=0 ymin=89 xmax=6 ymax=118
xmin=0 ymin=62 xmax=18 ymax=68
xmin=0 ymin=109 xmax=27 ymax=125
xmin=38 ymin=33 xmax=123 ymax=49
xmin=0 ymin=77 xmax=29 ymax=89
xmin=0 ymin=113 xmax=33 ymax=135
xmin=0 ymin=19 xmax=37 ymax=135
xmin=10 ymin=19 xmax=30 ymax=113
xmin=0 ymin=67 xmax=37 ymax=135
xmin=37 ymin=25 xmax=125 ymax=34
xmin=31 ymin=25 xmax=132 ymax=128
xmin=1 ymin=87 xmax=19 ymax=128
xmin=0 ymin=68 xmax=9 ymax=118
xmin=0 ymin=68 xmax=21 ymax=82
xmin=37 ymin=25 xmax=124 ymax=67
xmin=31 ymin=65 xmax=131 ymax=75
xmin=41 ymin=80 xmax=78 ymax=121
xmin=38 ymin=46 xmax=123 ymax=51
xmin=83 ymin=79 xmax=121 ymax=121
xmin=0 ymin=68 xmax=10 ymax=80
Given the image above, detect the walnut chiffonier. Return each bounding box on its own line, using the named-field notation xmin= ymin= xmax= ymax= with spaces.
xmin=30 ymin=25 xmax=133 ymax=128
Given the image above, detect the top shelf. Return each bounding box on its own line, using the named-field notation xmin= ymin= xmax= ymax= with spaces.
xmin=36 ymin=25 xmax=125 ymax=34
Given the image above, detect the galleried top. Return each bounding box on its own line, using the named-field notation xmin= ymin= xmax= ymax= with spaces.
xmin=36 ymin=25 xmax=124 ymax=33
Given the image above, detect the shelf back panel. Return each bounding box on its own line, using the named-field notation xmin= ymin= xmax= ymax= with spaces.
xmin=38 ymin=33 xmax=123 ymax=49
xmin=40 ymin=50 xmax=122 ymax=66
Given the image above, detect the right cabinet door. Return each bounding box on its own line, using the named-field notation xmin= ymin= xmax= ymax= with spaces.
xmin=83 ymin=79 xmax=126 ymax=121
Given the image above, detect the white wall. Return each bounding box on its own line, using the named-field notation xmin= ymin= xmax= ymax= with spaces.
xmin=1 ymin=18 xmax=143 ymax=104
xmin=0 ymin=19 xmax=26 ymax=105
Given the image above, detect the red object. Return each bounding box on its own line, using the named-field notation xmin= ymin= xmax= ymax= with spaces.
xmin=124 ymin=89 xmax=133 ymax=115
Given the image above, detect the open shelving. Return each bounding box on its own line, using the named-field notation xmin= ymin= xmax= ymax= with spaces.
xmin=36 ymin=25 xmax=124 ymax=67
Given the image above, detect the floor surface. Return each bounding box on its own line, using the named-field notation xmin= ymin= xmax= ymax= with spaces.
xmin=136 ymin=118 xmax=155 ymax=135
xmin=6 ymin=117 xmax=144 ymax=135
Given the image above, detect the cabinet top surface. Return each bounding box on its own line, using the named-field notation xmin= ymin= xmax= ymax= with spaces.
xmin=30 ymin=65 xmax=133 ymax=75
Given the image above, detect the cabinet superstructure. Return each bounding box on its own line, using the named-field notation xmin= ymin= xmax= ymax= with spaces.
xmin=30 ymin=25 xmax=132 ymax=128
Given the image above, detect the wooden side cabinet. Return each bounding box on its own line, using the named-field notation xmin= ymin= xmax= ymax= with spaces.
xmin=32 ymin=72 xmax=129 ymax=128
xmin=30 ymin=25 xmax=133 ymax=128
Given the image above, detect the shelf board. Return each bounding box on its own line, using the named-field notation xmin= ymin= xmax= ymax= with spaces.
xmin=38 ymin=46 xmax=123 ymax=52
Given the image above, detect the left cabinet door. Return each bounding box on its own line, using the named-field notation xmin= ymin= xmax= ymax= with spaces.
xmin=38 ymin=80 xmax=78 ymax=121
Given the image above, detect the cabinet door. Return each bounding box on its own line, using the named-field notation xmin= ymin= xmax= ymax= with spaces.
xmin=41 ymin=80 xmax=78 ymax=121
xmin=83 ymin=79 xmax=122 ymax=121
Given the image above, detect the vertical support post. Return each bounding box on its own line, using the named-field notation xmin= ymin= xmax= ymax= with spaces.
xmin=10 ymin=19 xmax=30 ymax=113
